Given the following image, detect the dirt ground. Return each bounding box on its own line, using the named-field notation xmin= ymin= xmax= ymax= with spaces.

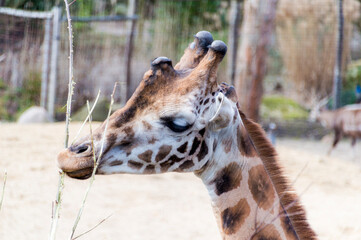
xmin=0 ymin=122 xmax=360 ymax=240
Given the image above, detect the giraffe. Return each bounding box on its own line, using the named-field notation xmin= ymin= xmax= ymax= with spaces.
xmin=57 ymin=31 xmax=317 ymax=240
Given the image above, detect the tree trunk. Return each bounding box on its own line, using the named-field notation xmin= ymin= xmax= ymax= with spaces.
xmin=235 ymin=0 xmax=278 ymax=122
xmin=227 ymin=0 xmax=242 ymax=85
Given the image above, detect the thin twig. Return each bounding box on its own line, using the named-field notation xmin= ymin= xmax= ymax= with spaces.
xmin=69 ymin=84 xmax=118 ymax=240
xmin=64 ymin=0 xmax=75 ymax=149
xmin=49 ymin=1 xmax=75 ymax=239
xmin=69 ymin=0 xmax=77 ymax=6
xmin=71 ymin=91 xmax=101 ymax=145
xmin=72 ymin=212 xmax=115 ymax=240
xmin=0 ymin=171 xmax=7 ymax=213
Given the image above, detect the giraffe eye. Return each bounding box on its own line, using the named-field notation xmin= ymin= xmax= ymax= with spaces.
xmin=160 ymin=117 xmax=192 ymax=133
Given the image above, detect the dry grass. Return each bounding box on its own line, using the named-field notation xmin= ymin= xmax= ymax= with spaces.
xmin=277 ymin=0 xmax=360 ymax=106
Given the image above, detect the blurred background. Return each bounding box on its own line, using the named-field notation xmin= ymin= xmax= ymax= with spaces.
xmin=1 ymin=0 xmax=360 ymax=127
xmin=1 ymin=1 xmax=361 ymax=240
xmin=0 ymin=0 xmax=361 ymax=122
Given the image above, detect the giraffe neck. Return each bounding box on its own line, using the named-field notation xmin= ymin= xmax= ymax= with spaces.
xmin=196 ymin=113 xmax=315 ymax=240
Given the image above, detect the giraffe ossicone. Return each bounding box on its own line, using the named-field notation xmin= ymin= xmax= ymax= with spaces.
xmin=57 ymin=31 xmax=317 ymax=240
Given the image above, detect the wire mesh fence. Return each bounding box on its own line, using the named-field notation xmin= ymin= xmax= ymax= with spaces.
xmin=0 ymin=0 xmax=360 ymax=121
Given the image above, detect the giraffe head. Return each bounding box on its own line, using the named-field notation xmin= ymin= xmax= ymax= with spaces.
xmin=57 ymin=31 xmax=237 ymax=179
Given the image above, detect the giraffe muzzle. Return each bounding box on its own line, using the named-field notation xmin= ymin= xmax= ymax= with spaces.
xmin=57 ymin=143 xmax=96 ymax=180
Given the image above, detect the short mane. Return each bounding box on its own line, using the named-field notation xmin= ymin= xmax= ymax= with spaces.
xmin=238 ymin=106 xmax=318 ymax=240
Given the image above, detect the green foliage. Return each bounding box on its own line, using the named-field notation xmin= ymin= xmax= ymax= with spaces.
xmin=4 ymin=0 xmax=58 ymax=11
xmin=327 ymin=90 xmax=357 ymax=108
xmin=71 ymin=99 xmax=110 ymax=121
xmin=260 ymin=96 xmax=309 ymax=121
xmin=344 ymin=60 xmax=361 ymax=90
xmin=0 ymin=72 xmax=41 ymax=121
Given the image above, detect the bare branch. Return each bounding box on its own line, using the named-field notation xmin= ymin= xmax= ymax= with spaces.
xmin=72 ymin=212 xmax=115 ymax=240
xmin=68 ymin=84 xmax=118 ymax=239
xmin=49 ymin=1 xmax=75 ymax=239
xmin=71 ymin=91 xmax=101 ymax=145
xmin=0 ymin=171 xmax=7 ymax=213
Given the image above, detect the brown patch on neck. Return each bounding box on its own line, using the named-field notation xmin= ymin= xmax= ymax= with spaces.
xmin=251 ymin=224 xmax=281 ymax=240
xmin=248 ymin=165 xmax=276 ymax=210
xmin=237 ymin=125 xmax=257 ymax=157
xmin=237 ymin=107 xmax=317 ymax=240
xmin=221 ymin=198 xmax=250 ymax=235
xmin=210 ymin=162 xmax=242 ymax=196
xmin=222 ymin=138 xmax=232 ymax=153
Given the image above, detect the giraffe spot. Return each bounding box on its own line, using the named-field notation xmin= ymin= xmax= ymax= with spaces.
xmin=168 ymin=154 xmax=183 ymax=163
xmin=189 ymin=138 xmax=201 ymax=155
xmin=196 ymin=141 xmax=208 ymax=161
xmin=198 ymin=128 xmax=206 ymax=137
xmin=200 ymin=99 xmax=204 ymax=105
xmin=248 ymin=165 xmax=275 ymax=210
xmin=178 ymin=160 xmax=194 ymax=171
xmin=138 ymin=150 xmax=153 ymax=163
xmin=221 ymin=198 xmax=250 ymax=235
xmin=210 ymin=162 xmax=242 ymax=196
xmin=280 ymin=206 xmax=298 ymax=240
xmin=237 ymin=126 xmax=257 ymax=157
xmin=114 ymin=106 xmax=136 ymax=128
xmin=127 ymin=160 xmax=143 ymax=170
xmin=116 ymin=140 xmax=137 ymax=157
xmin=142 ymin=120 xmax=152 ymax=130
xmin=211 ymin=98 xmax=215 ymax=103
xmin=144 ymin=165 xmax=155 ymax=174
xmin=250 ymin=224 xmax=282 ymax=240
xmin=148 ymin=137 xmax=157 ymax=144
xmin=107 ymin=133 xmax=117 ymax=147
xmin=222 ymin=138 xmax=232 ymax=154
xmin=203 ymin=98 xmax=210 ymax=105
xmin=160 ymin=161 xmax=173 ymax=172
xmin=177 ymin=142 xmax=188 ymax=153
xmin=155 ymin=145 xmax=172 ymax=162
xmin=123 ymin=126 xmax=135 ymax=138
xmin=109 ymin=160 xmax=123 ymax=166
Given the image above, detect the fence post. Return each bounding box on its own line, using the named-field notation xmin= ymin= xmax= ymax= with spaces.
xmin=40 ymin=17 xmax=51 ymax=108
xmin=332 ymin=0 xmax=344 ymax=110
xmin=227 ymin=0 xmax=241 ymax=85
xmin=48 ymin=6 xmax=61 ymax=118
xmin=124 ymin=0 xmax=137 ymax=103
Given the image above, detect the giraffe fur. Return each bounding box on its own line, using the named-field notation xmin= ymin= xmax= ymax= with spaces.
xmin=57 ymin=31 xmax=317 ymax=240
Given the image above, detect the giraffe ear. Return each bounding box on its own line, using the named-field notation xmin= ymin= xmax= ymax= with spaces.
xmin=208 ymin=93 xmax=234 ymax=131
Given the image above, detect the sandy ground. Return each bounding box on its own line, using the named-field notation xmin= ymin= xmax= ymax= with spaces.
xmin=0 ymin=122 xmax=360 ymax=240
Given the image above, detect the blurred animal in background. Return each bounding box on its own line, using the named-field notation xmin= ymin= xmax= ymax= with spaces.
xmin=310 ymin=99 xmax=361 ymax=155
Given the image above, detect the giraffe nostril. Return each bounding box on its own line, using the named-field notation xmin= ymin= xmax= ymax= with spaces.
xmin=70 ymin=144 xmax=90 ymax=154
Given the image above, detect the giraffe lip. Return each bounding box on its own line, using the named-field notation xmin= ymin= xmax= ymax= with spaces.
xmin=65 ymin=167 xmax=94 ymax=180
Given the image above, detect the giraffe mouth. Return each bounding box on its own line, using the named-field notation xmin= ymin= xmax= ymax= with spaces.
xmin=65 ymin=167 xmax=94 ymax=180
